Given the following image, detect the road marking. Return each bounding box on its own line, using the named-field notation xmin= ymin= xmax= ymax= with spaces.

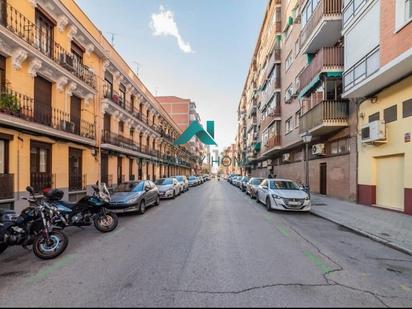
xmin=26 ymin=254 xmax=75 ymax=284
xmin=400 ymin=284 xmax=411 ymax=292
xmin=304 ymin=251 xmax=331 ymax=274
xmin=277 ymin=226 xmax=289 ymax=237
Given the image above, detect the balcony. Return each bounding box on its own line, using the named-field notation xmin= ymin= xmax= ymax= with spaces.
xmin=69 ymin=174 xmax=87 ymax=192
xmin=0 ymin=87 xmax=96 ymax=141
xmin=262 ymin=136 xmax=281 ymax=154
xmin=299 ymin=46 xmax=344 ymax=93
xmin=0 ymin=174 xmax=14 ymax=200
xmin=265 ymin=48 xmax=281 ymax=80
xmin=102 ymin=130 xmax=139 ymax=153
xmin=1 ymin=1 xmax=96 ymax=89
xmin=261 ymin=106 xmax=281 ymax=131
xmin=31 ymin=173 xmax=55 ymax=193
xmin=299 ymin=100 xmax=349 ymax=135
xmin=247 ymin=102 xmax=257 ymax=117
xmin=300 ymin=0 xmax=343 ymax=54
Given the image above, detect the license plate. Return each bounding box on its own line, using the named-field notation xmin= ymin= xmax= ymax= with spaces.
xmin=288 ymin=202 xmax=301 ymax=206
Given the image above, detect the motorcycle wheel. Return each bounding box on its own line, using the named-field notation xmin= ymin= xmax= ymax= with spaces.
xmin=94 ymin=212 xmax=118 ymax=233
xmin=0 ymin=243 xmax=8 ymax=255
xmin=32 ymin=231 xmax=68 ymax=260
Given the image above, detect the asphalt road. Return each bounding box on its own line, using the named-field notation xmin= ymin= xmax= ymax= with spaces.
xmin=1 ymin=180 xmax=412 ymax=307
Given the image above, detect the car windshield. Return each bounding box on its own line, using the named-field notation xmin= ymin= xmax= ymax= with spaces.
xmin=114 ymin=182 xmax=143 ymax=192
xmin=176 ymin=176 xmax=184 ymax=181
xmin=269 ymin=181 xmax=300 ymax=190
xmin=156 ymin=179 xmax=173 ymax=185
xmin=189 ymin=176 xmax=196 ymax=180
xmin=252 ymin=178 xmax=263 ymax=185
xmin=242 ymin=177 xmax=249 ymax=181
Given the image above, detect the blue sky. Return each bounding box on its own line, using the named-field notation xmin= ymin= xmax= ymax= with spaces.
xmin=77 ymin=0 xmax=267 ymax=151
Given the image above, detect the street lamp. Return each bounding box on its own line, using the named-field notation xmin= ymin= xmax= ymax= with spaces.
xmin=302 ymin=131 xmax=312 ymax=189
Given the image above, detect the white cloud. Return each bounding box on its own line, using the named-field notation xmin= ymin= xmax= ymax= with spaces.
xmin=150 ymin=6 xmax=193 ymax=54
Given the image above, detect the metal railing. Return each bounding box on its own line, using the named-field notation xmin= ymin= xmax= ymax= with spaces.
xmin=261 ymin=106 xmax=281 ymax=131
xmin=0 ymin=174 xmax=14 ymax=200
xmin=31 ymin=172 xmax=55 ymax=193
xmin=343 ymin=0 xmax=367 ymax=26
xmin=1 ymin=1 xmax=97 ymax=89
xmin=299 ymin=46 xmax=344 ymax=92
xmin=0 ymin=87 xmax=96 ymax=139
xmin=102 ymin=130 xmax=139 ymax=152
xmin=69 ymin=174 xmax=86 ymax=192
xmin=300 ymin=0 xmax=343 ymax=47
xmin=299 ymin=100 xmax=349 ymax=133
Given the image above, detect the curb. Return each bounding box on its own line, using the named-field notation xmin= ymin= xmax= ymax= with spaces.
xmin=310 ymin=210 xmax=412 ymax=257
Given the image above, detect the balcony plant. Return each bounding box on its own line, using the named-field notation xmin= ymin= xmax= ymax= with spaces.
xmin=0 ymin=92 xmax=20 ymax=115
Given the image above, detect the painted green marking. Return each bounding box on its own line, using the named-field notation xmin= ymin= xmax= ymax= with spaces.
xmin=277 ymin=226 xmax=289 ymax=237
xmin=27 ymin=255 xmax=75 ymax=283
xmin=304 ymin=251 xmax=331 ymax=274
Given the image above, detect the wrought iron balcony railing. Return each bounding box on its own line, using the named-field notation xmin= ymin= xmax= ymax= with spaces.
xmin=1 ymin=1 xmax=97 ymax=89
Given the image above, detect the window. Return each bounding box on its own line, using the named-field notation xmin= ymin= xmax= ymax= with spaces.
xmin=330 ymin=139 xmax=350 ymax=155
xmin=403 ymin=99 xmax=412 ymax=118
xmin=0 ymin=55 xmax=5 ymax=89
xmin=30 ymin=141 xmax=52 ymax=192
xmin=285 ymin=51 xmax=293 ymax=71
xmin=295 ymin=39 xmax=300 ymax=58
xmin=104 ymin=71 xmax=113 ymax=99
xmin=384 ymin=105 xmax=397 ymax=123
xmin=71 ymin=41 xmax=84 ymax=65
xmin=405 ymin=0 xmax=412 ymax=22
xmin=295 ymin=110 xmax=301 ymax=128
xmin=369 ymin=112 xmax=380 ymax=123
xmin=119 ymin=121 xmax=124 ymax=133
xmin=396 ymin=0 xmax=412 ymax=29
xmin=35 ymin=9 xmax=54 ymax=57
xmin=119 ymin=84 xmax=126 ymax=106
xmin=69 ymin=148 xmax=83 ymax=191
xmin=285 ymin=117 xmax=292 ymax=134
xmin=0 ymin=139 xmax=8 ymax=174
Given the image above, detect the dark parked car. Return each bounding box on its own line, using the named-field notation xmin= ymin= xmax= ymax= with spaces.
xmin=240 ymin=176 xmax=250 ymax=191
xmin=246 ymin=177 xmax=264 ymax=199
xmin=109 ymin=181 xmax=159 ymax=214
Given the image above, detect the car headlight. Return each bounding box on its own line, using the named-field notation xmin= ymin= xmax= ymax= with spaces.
xmin=304 ymin=196 xmax=310 ymax=201
xmin=272 ymin=194 xmax=281 ymax=199
xmin=167 ymin=189 xmax=174 ymax=194
xmin=128 ymin=197 xmax=139 ymax=204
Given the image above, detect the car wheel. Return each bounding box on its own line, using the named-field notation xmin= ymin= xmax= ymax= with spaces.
xmin=139 ymin=200 xmax=146 ymax=215
xmin=172 ymin=191 xmax=176 ymax=199
xmin=266 ymin=197 xmax=272 ymax=212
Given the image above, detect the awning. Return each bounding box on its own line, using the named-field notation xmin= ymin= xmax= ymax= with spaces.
xmin=327 ymin=71 xmax=343 ymax=78
xmin=254 ymin=142 xmax=261 ymax=151
xmin=298 ymin=74 xmax=321 ymax=99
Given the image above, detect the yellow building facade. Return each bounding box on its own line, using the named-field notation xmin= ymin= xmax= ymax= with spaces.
xmin=357 ymin=76 xmax=412 ymax=214
xmin=0 ymin=0 xmax=197 ymax=211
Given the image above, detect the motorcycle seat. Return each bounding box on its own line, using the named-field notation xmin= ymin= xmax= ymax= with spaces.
xmin=59 ymin=201 xmax=78 ymax=209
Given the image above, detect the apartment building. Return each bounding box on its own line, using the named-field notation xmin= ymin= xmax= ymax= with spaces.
xmin=220 ymin=143 xmax=239 ymax=175
xmin=342 ymin=0 xmax=412 ymax=213
xmin=156 ymin=96 xmax=206 ymax=175
xmin=237 ymin=0 xmax=357 ymax=201
xmin=0 ymin=0 xmax=196 ymax=211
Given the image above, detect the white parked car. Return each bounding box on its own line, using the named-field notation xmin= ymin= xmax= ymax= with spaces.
xmin=256 ymin=179 xmax=311 ymax=212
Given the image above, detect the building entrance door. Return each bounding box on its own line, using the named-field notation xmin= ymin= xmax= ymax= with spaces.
xmin=320 ymin=163 xmax=327 ymax=195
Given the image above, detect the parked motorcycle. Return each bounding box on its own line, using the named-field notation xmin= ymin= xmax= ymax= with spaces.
xmin=0 ymin=186 xmax=69 ymax=259
xmin=45 ymin=183 xmax=118 ymax=233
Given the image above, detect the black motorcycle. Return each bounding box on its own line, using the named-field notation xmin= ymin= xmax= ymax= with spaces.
xmin=45 ymin=183 xmax=118 ymax=233
xmin=0 ymin=186 xmax=69 ymax=260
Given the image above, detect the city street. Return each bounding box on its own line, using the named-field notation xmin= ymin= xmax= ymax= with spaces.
xmin=1 ymin=180 xmax=412 ymax=307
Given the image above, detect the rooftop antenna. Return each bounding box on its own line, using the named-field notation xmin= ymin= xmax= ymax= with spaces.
xmin=132 ymin=61 xmax=140 ymax=75
xmin=106 ymin=32 xmax=118 ymax=47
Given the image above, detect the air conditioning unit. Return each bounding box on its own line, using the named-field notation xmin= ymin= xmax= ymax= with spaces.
xmin=283 ymin=153 xmax=291 ymax=162
xmin=60 ymin=54 xmax=75 ymax=71
xmin=61 ymin=120 xmax=76 ymax=133
xmin=361 ymin=120 xmax=386 ymax=143
xmin=312 ymin=143 xmax=326 ymax=155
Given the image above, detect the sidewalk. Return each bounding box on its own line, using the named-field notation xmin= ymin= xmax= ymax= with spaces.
xmin=310 ymin=194 xmax=412 ymax=256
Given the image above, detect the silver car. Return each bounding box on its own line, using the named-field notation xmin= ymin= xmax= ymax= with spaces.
xmin=246 ymin=177 xmax=264 ymax=198
xmin=155 ymin=178 xmax=180 ymax=199
xmin=256 ymin=179 xmax=311 ymax=212
xmin=175 ymin=175 xmax=189 ymax=193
